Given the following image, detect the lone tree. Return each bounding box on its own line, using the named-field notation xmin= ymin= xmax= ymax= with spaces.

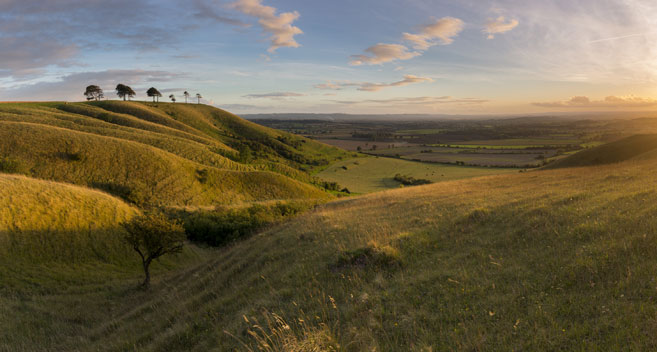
xmin=196 ymin=93 xmax=202 ymax=104
xmin=169 ymin=94 xmax=176 ymax=103
xmin=146 ymin=87 xmax=162 ymax=102
xmin=83 ymin=85 xmax=104 ymax=101
xmin=122 ymin=212 xmax=186 ymax=288
xmin=116 ymin=84 xmax=136 ymax=101
xmin=183 ymin=91 xmax=190 ymax=103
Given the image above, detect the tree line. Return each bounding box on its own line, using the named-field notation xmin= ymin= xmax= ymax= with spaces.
xmin=84 ymin=84 xmax=203 ymax=104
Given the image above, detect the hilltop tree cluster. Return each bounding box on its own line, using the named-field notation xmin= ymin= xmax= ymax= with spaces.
xmin=83 ymin=85 xmax=203 ymax=104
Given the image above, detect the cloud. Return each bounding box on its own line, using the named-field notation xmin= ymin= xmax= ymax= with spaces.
xmin=219 ymin=103 xmax=266 ymax=110
xmin=0 ymin=69 xmax=186 ymax=101
xmin=331 ymin=96 xmax=488 ymax=106
xmin=192 ymin=0 xmax=248 ymax=26
xmin=484 ymin=16 xmax=519 ymax=39
xmin=316 ymin=75 xmax=433 ymax=92
xmin=403 ymin=17 xmax=465 ymax=50
xmin=228 ymin=0 xmax=303 ymax=52
xmin=243 ymin=92 xmax=305 ymax=99
xmin=350 ymin=44 xmax=420 ymax=66
xmin=533 ymin=96 xmax=657 ymax=108
xmin=0 ymin=37 xmax=78 ymax=77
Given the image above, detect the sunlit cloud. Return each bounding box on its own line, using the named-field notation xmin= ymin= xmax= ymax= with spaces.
xmin=315 ymin=75 xmax=433 ymax=92
xmin=533 ymin=96 xmax=657 ymax=108
xmin=350 ymin=44 xmax=420 ymax=66
xmin=243 ymin=92 xmax=305 ymax=99
xmin=228 ymin=0 xmax=303 ymax=52
xmin=484 ymin=16 xmax=518 ymax=39
xmin=403 ymin=17 xmax=465 ymax=49
xmin=331 ymin=96 xmax=488 ymax=105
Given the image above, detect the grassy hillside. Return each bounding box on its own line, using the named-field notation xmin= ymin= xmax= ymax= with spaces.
xmin=0 ymin=101 xmax=348 ymax=206
xmin=6 ymin=148 xmax=657 ymax=350
xmin=544 ymin=134 xmax=657 ymax=169
xmin=0 ymin=173 xmax=138 ymax=262
xmin=317 ymin=156 xmax=516 ymax=193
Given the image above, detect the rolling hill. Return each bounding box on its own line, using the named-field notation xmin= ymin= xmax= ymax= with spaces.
xmin=544 ymin=134 xmax=657 ymax=169
xmin=5 ymin=136 xmax=657 ymax=350
xmin=0 ymin=101 xmax=349 ymax=207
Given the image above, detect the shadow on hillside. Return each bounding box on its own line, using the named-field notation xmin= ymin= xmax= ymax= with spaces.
xmin=0 ymin=227 xmax=132 ymax=264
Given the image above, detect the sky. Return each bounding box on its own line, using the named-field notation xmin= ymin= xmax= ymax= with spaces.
xmin=1 ymin=0 xmax=657 ymax=115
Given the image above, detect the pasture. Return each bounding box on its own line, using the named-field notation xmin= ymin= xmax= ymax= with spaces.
xmin=315 ymin=156 xmax=514 ymax=193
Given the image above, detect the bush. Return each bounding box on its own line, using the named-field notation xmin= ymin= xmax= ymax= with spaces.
xmin=181 ymin=202 xmax=312 ymax=246
xmin=393 ymin=174 xmax=432 ymax=186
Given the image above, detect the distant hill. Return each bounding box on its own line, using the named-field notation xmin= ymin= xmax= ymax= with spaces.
xmin=544 ymin=134 xmax=657 ymax=169
xmin=0 ymin=101 xmax=348 ymax=207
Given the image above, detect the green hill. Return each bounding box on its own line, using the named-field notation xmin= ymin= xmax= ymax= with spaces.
xmin=0 ymin=101 xmax=348 ymax=206
xmin=6 ymin=147 xmax=657 ymax=350
xmin=544 ymin=134 xmax=657 ymax=169
xmin=0 ymin=173 xmax=138 ymax=262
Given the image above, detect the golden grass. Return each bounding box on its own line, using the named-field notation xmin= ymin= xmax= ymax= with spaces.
xmin=6 ymin=155 xmax=657 ymax=350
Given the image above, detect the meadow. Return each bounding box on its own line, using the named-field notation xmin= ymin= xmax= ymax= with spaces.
xmin=6 ymin=101 xmax=657 ymax=350
xmin=5 ymin=134 xmax=657 ymax=350
xmin=316 ymin=156 xmax=516 ymax=193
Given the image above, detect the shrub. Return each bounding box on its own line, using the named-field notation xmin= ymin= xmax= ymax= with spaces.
xmin=181 ymin=202 xmax=312 ymax=247
xmin=393 ymin=174 xmax=432 ymax=186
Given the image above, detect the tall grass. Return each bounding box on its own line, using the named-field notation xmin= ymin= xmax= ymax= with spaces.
xmin=6 ymin=156 xmax=657 ymax=350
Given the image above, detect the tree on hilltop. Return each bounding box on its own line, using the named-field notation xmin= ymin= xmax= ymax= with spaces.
xmin=84 ymin=85 xmax=104 ymax=101
xmin=169 ymin=94 xmax=176 ymax=103
xmin=122 ymin=212 xmax=186 ymax=289
xmin=116 ymin=84 xmax=136 ymax=101
xmin=146 ymin=87 xmax=162 ymax=102
xmin=183 ymin=91 xmax=190 ymax=103
xmin=196 ymin=93 xmax=202 ymax=104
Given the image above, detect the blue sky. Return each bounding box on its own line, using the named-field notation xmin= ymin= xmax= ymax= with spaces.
xmin=1 ymin=0 xmax=657 ymax=114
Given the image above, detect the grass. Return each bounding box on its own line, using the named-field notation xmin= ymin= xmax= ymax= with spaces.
xmin=315 ymin=156 xmax=515 ymax=193
xmin=0 ymin=101 xmax=349 ymax=207
xmin=544 ymin=134 xmax=657 ymax=169
xmin=6 ymin=152 xmax=657 ymax=350
xmin=0 ymin=173 xmax=138 ymax=262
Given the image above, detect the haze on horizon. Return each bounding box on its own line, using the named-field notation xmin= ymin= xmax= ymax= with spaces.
xmin=1 ymin=0 xmax=656 ymax=115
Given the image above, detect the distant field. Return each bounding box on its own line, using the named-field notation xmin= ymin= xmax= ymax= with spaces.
xmin=404 ymin=152 xmax=545 ymax=166
xmin=316 ymin=156 xmax=515 ymax=193
xmin=316 ymin=138 xmax=416 ymax=151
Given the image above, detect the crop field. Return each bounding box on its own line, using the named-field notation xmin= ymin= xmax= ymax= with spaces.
xmin=315 ymin=156 xmax=515 ymax=193
xmin=253 ymin=116 xmax=656 ymax=168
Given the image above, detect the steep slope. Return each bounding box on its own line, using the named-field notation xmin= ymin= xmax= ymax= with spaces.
xmin=0 ymin=173 xmax=138 ymax=262
xmin=6 ymin=154 xmax=657 ymax=350
xmin=0 ymin=121 xmax=329 ymax=207
xmin=544 ymin=134 xmax=657 ymax=169
xmin=0 ymin=102 xmax=348 ymax=206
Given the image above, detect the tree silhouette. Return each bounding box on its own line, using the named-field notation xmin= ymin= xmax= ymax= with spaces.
xmin=146 ymin=87 xmax=162 ymax=102
xmin=183 ymin=91 xmax=190 ymax=103
xmin=196 ymin=93 xmax=202 ymax=104
xmin=83 ymin=85 xmax=104 ymax=101
xmin=169 ymin=94 xmax=176 ymax=103
xmin=122 ymin=212 xmax=186 ymax=289
xmin=116 ymin=84 xmax=136 ymax=101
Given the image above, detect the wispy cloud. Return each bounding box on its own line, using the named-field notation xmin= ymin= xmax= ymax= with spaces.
xmin=315 ymin=75 xmax=433 ymax=92
xmin=228 ymin=0 xmax=303 ymax=52
xmin=243 ymin=92 xmax=305 ymax=99
xmin=484 ymin=16 xmax=518 ymax=39
xmin=331 ymin=96 xmax=488 ymax=106
xmin=533 ymin=95 xmax=657 ymax=108
xmin=350 ymin=44 xmax=420 ymax=66
xmin=403 ymin=17 xmax=465 ymax=50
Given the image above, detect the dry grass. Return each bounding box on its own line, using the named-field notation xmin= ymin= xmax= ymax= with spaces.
xmin=5 ymin=154 xmax=657 ymax=350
